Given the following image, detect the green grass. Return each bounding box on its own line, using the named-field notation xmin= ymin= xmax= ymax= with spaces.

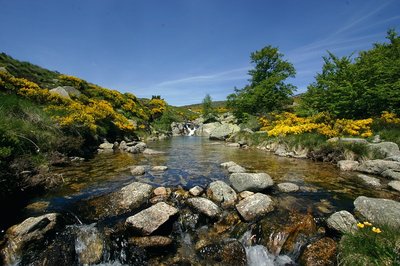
xmin=338 ymin=222 xmax=400 ymax=265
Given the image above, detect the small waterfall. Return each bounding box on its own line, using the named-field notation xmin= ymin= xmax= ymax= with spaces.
xmin=184 ymin=123 xmax=197 ymax=136
xmin=240 ymin=230 xmax=293 ymax=266
xmin=74 ymin=223 xmax=104 ymax=265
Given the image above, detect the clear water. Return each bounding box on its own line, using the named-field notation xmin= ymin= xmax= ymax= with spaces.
xmin=6 ymin=136 xmax=400 ymax=265
xmin=22 ymin=136 xmax=398 ymax=218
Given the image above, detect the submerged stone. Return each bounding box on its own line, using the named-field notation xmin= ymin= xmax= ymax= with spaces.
xmin=230 ymin=173 xmax=274 ymax=192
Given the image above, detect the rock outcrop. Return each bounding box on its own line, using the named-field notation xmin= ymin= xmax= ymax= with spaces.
xmin=354 ymin=196 xmax=400 ymax=228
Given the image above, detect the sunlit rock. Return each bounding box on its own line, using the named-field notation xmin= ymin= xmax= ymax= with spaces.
xmin=126 ymin=202 xmax=178 ymax=235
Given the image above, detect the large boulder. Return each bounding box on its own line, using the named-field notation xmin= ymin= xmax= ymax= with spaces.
xmin=1 ymin=213 xmax=60 ymax=265
xmin=209 ymin=123 xmax=240 ymax=140
xmin=195 ymin=122 xmax=221 ymax=137
xmin=49 ymin=87 xmax=70 ymax=99
xmin=187 ymin=197 xmax=221 ymax=219
xmin=354 ymin=196 xmax=400 ymax=228
xmin=171 ymin=122 xmax=185 ymax=136
xmin=326 ymin=210 xmax=357 ymax=234
xmin=357 ymin=159 xmax=400 ymax=175
xmin=81 ymin=182 xmax=153 ymax=219
xmin=126 ymin=202 xmax=178 ymax=235
xmin=236 ymin=193 xmax=274 ymax=221
xmin=229 ymin=173 xmax=274 ymax=192
xmin=368 ymin=142 xmax=400 ymax=158
xmin=207 ymin=181 xmax=237 ymax=208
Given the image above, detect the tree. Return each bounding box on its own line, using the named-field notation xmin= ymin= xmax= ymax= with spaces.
xmin=227 ymin=45 xmax=296 ymax=120
xmin=202 ymin=94 xmax=213 ymax=116
xmin=300 ymin=29 xmax=400 ymax=118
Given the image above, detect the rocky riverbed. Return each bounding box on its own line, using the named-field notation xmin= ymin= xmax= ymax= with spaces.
xmin=1 ymin=135 xmax=400 ymax=265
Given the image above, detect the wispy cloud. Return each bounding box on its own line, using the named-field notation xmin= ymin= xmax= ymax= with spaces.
xmin=154 ymin=67 xmax=250 ymax=88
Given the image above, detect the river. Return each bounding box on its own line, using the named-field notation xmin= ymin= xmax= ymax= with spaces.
xmin=3 ymin=136 xmax=399 ymax=265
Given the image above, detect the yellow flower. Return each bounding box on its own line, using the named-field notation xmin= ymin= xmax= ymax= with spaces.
xmin=363 ymin=221 xmax=372 ymax=226
xmin=357 ymin=223 xmax=365 ymax=228
xmin=372 ymin=227 xmax=382 ymax=233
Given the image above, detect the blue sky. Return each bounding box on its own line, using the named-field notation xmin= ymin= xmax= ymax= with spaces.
xmin=1 ymin=0 xmax=399 ymax=106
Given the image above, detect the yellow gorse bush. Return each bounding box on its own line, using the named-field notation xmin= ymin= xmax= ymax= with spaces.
xmin=1 ymin=72 xmax=139 ymax=133
xmin=259 ymin=112 xmax=373 ymax=138
xmin=381 ymin=111 xmax=400 ymax=124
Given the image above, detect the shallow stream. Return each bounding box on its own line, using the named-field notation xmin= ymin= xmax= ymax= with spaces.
xmin=4 ymin=137 xmax=400 ymax=265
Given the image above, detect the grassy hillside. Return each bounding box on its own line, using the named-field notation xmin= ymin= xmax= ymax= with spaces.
xmin=0 ymin=53 xmax=195 ymax=200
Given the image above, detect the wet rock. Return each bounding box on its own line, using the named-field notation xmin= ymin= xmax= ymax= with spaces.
xmin=236 ymin=193 xmax=274 ymax=221
xmin=195 ymin=122 xmax=221 ymax=137
xmin=172 ymin=188 xmax=190 ymax=200
xmin=357 ymin=159 xmax=400 ymax=175
xmin=151 ymin=165 xmax=168 ymax=171
xmin=126 ymin=202 xmax=178 ymax=235
xmin=99 ymin=142 xmax=114 ymax=150
xmin=187 ymin=197 xmax=221 ymax=219
xmin=230 ymin=173 xmax=274 ymax=192
xmin=143 ymin=148 xmax=165 ymax=155
xmin=277 ymin=182 xmax=299 ymax=192
xmin=1 ymin=213 xmax=60 ymax=265
xmin=207 ymin=181 xmax=237 ymax=208
xmin=368 ymin=142 xmax=400 ymax=158
xmin=357 ymin=174 xmax=381 ymax=187
xmin=337 ymin=160 xmax=359 ymax=171
xmin=354 ymin=196 xmax=400 ymax=228
xmin=75 ymin=224 xmax=103 ymax=265
xmin=129 ymin=236 xmax=173 ymax=248
xmin=150 ymin=195 xmax=168 ymax=204
xmin=209 ymin=123 xmax=240 ymax=140
xmin=388 ymin=180 xmax=400 ymax=192
xmin=180 ymin=208 xmax=199 ymax=230
xmin=326 ymin=211 xmax=357 ymax=234
xmin=82 ymin=182 xmax=153 ymax=219
xmin=382 ymin=169 xmax=400 ymax=180
xmin=220 ymin=161 xmax=238 ymax=168
xmin=239 ymin=191 xmax=254 ymax=199
xmin=300 ymin=237 xmax=337 ymax=266
xmin=198 ymin=239 xmax=247 ymax=266
xmin=153 ymin=186 xmax=170 ymax=197
xmin=189 ymin=186 xmax=204 ymax=196
xmin=130 ymin=165 xmax=146 ymax=175
xmin=228 ymin=164 xmax=246 ymax=173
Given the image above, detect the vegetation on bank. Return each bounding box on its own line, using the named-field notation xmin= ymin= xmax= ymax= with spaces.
xmin=226 ymin=29 xmax=400 ymax=155
xmin=338 ymin=221 xmax=400 ymax=265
